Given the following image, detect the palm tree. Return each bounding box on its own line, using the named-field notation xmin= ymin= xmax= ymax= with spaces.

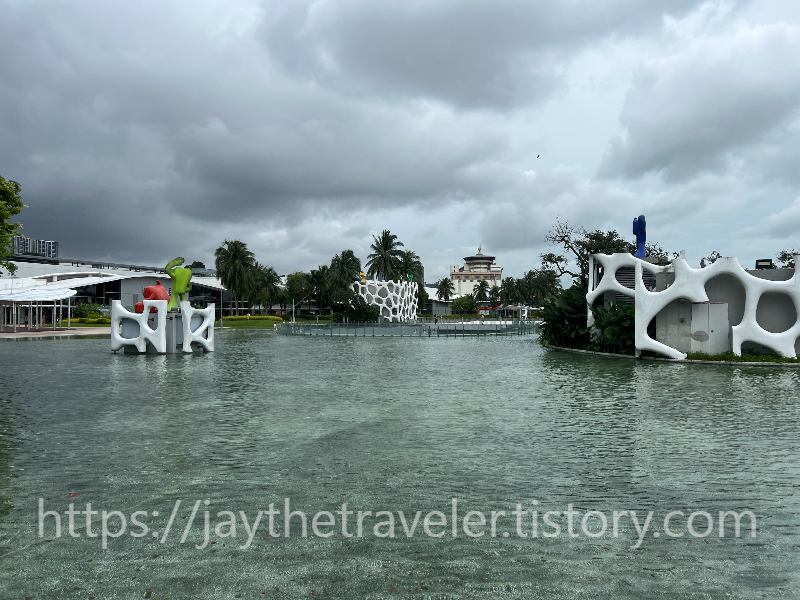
xmin=523 ymin=268 xmax=561 ymax=307
xmin=245 ymin=263 xmax=281 ymax=314
xmin=398 ymin=250 xmax=424 ymax=283
xmin=473 ymin=279 xmax=490 ymax=302
xmin=309 ymin=265 xmax=332 ymax=314
xmin=436 ymin=277 xmax=455 ymax=302
xmin=365 ymin=230 xmax=404 ymax=281
xmin=215 ymin=239 xmax=255 ymax=315
xmin=500 ymin=277 xmax=519 ymax=304
xmin=285 ymin=271 xmax=312 ymax=316
xmin=328 ymin=249 xmax=362 ymax=306
xmin=488 ymin=284 xmax=501 ymax=304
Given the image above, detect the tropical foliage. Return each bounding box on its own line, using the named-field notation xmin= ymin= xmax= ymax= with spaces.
xmin=541 ymin=219 xmax=669 ymax=285
xmin=73 ymin=303 xmax=103 ymax=318
xmin=331 ymin=297 xmax=380 ymax=322
xmin=245 ymin=263 xmax=281 ymax=314
xmin=500 ymin=269 xmax=560 ymax=307
xmin=450 ymin=295 xmax=477 ymax=314
xmin=540 ymin=283 xmax=637 ymax=354
xmin=436 ymin=278 xmax=455 ymax=302
xmin=473 ymin=279 xmax=490 ymax=302
xmin=589 ymin=301 xmax=636 ymax=355
xmin=365 ymin=229 xmax=405 ymax=281
xmin=215 ymin=239 xmax=256 ymax=315
xmin=538 ymin=284 xmax=591 ymax=348
xmin=328 ymin=249 xmax=361 ymax=305
xmin=1 ymin=173 xmax=25 ymax=275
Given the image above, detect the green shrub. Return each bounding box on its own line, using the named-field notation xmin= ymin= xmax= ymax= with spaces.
xmin=450 ymin=296 xmax=477 ymax=314
xmin=332 ymin=298 xmax=380 ymax=322
xmin=588 ymin=301 xmax=635 ymax=355
xmin=85 ymin=316 xmax=111 ymax=324
xmin=539 ymin=284 xmax=591 ymax=348
xmin=73 ymin=303 xmax=101 ymax=318
xmin=219 ymin=315 xmax=283 ymax=322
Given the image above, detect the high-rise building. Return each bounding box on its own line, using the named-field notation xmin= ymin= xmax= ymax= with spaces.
xmin=11 ymin=235 xmax=59 ymax=258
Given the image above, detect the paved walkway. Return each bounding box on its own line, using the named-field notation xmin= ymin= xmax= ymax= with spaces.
xmin=0 ymin=327 xmax=111 ymax=339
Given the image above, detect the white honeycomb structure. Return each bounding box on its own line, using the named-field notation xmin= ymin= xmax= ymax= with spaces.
xmin=351 ymin=280 xmax=418 ymax=322
xmin=587 ymin=252 xmax=800 ymax=359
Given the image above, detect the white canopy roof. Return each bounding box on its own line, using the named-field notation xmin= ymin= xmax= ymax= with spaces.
xmin=0 ymin=288 xmax=77 ymax=302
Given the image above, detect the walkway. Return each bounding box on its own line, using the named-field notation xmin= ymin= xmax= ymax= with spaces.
xmin=0 ymin=326 xmax=111 ymax=340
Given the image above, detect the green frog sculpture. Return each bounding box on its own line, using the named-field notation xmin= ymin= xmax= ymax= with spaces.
xmin=166 ymin=257 xmax=193 ymax=310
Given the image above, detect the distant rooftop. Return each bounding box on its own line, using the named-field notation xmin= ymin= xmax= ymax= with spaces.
xmin=9 ymin=253 xmax=214 ymax=276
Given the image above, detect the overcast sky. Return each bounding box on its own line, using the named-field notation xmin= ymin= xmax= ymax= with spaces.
xmin=2 ymin=0 xmax=799 ymax=279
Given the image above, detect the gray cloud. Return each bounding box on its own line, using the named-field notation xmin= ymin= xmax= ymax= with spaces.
xmin=598 ymin=20 xmax=800 ymax=181
xmin=261 ymin=0 xmax=703 ymax=110
xmin=1 ymin=0 xmax=799 ymax=278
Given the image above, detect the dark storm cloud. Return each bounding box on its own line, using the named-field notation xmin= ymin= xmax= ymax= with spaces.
xmin=261 ymin=0 xmax=702 ymax=110
xmin=597 ymin=20 xmax=800 ymax=181
xmin=1 ymin=0 xmax=797 ymax=274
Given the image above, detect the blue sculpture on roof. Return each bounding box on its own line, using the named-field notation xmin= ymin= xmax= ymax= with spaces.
xmin=632 ymin=215 xmax=646 ymax=258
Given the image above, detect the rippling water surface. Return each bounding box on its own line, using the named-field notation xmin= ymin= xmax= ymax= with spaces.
xmin=0 ymin=331 xmax=798 ymax=598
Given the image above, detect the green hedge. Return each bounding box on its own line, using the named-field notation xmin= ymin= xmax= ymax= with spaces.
xmin=219 ymin=315 xmax=283 ymax=322
xmin=71 ymin=316 xmax=111 ymax=324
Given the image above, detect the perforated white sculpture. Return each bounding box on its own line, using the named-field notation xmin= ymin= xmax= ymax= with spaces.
xmin=111 ymin=299 xmax=168 ymax=353
xmin=351 ymin=280 xmax=418 ymax=322
xmin=587 ymin=253 xmax=800 ymax=359
xmin=178 ymin=301 xmax=215 ymax=353
xmin=110 ymin=300 xmax=215 ymax=353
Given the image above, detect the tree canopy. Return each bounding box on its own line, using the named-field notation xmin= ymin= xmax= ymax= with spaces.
xmin=436 ymin=277 xmax=455 ymax=302
xmin=214 ymin=239 xmax=256 ymax=314
xmin=1 ymin=174 xmax=25 ymax=275
xmin=542 ymin=219 xmax=668 ymax=285
xmin=365 ymin=229 xmax=405 ymax=281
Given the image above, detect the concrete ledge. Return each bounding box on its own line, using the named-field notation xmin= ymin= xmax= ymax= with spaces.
xmin=0 ymin=327 xmax=111 ymax=340
xmin=543 ymin=344 xmax=638 ymax=359
xmin=544 ymin=344 xmax=800 ymax=367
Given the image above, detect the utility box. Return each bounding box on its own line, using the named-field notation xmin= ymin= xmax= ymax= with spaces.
xmin=691 ymin=302 xmax=729 ymax=355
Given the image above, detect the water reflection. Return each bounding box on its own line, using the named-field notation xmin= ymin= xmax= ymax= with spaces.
xmin=0 ymin=333 xmax=797 ymax=598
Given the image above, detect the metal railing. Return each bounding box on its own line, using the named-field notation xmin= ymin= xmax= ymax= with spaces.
xmin=276 ymin=320 xmax=537 ymax=337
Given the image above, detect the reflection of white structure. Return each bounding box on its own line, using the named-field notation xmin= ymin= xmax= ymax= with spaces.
xmin=351 ymin=280 xmax=418 ymax=322
xmin=450 ymin=247 xmax=503 ymax=297
xmin=587 ymin=252 xmax=800 ymax=359
xmin=111 ymin=300 xmax=215 ymax=354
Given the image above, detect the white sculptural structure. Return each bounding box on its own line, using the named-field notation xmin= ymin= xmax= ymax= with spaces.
xmin=110 ymin=300 xmax=215 ymax=354
xmin=111 ymin=299 xmax=168 ymax=353
xmin=350 ymin=280 xmax=418 ymax=322
xmin=587 ymin=252 xmax=800 ymax=359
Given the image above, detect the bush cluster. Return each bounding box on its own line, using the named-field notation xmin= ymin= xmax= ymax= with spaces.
xmin=539 ymin=284 xmax=636 ymax=355
xmin=73 ymin=303 xmax=102 ymax=318
xmin=219 ymin=315 xmax=283 ymax=322
xmin=332 ymin=298 xmax=380 ymax=323
xmin=71 ymin=316 xmax=111 ymax=324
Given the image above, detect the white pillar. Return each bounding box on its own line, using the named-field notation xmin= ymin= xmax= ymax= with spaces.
xmin=68 ymin=296 xmax=71 ymax=328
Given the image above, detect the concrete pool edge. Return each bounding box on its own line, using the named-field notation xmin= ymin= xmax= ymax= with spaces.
xmin=544 ymin=343 xmax=800 ymax=367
